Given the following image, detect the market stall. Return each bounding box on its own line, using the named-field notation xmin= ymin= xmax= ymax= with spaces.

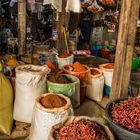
xmin=0 ymin=0 xmax=140 ymax=140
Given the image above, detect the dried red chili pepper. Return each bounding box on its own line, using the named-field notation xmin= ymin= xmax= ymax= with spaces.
xmin=53 ymin=119 xmax=109 ymax=140
xmin=111 ymin=97 xmax=140 ymax=133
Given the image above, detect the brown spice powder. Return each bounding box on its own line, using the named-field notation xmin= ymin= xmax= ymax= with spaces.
xmin=40 ymin=94 xmax=67 ymax=108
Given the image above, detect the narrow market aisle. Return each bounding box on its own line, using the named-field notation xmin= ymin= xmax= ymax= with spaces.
xmin=75 ymin=98 xmax=104 ymax=117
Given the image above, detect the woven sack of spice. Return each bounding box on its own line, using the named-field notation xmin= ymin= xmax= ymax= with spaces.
xmin=56 ymin=54 xmax=74 ymax=69
xmin=13 ymin=65 xmax=50 ymax=123
xmin=0 ymin=63 xmax=13 ymax=135
xmin=86 ymin=68 xmax=104 ymax=102
xmin=48 ymin=116 xmax=115 ymax=140
xmin=28 ymin=93 xmax=73 ymax=140
xmin=63 ymin=62 xmax=90 ymax=102
xmin=47 ymin=74 xmax=80 ymax=108
xmin=63 ymin=62 xmax=91 ymax=87
xmin=99 ymin=63 xmax=114 ymax=87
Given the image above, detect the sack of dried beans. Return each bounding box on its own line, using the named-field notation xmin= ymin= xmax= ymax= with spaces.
xmin=28 ymin=93 xmax=73 ymax=140
xmin=48 ymin=116 xmax=115 ymax=140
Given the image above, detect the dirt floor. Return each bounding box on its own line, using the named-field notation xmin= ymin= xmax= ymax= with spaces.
xmin=0 ymin=96 xmax=111 ymax=140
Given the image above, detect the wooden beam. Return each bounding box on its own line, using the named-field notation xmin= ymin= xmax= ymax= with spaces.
xmin=110 ymin=0 xmax=139 ymax=100
xmin=121 ymin=0 xmax=139 ymax=97
xmin=18 ymin=0 xmax=26 ymax=55
xmin=55 ymin=0 xmax=68 ymax=53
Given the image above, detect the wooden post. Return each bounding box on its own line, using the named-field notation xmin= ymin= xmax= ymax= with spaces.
xmin=31 ymin=13 xmax=37 ymax=39
xmin=18 ymin=0 xmax=26 ymax=55
xmin=55 ymin=0 xmax=68 ymax=53
xmin=110 ymin=0 xmax=139 ymax=100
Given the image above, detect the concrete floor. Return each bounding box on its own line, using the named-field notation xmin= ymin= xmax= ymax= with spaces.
xmin=75 ymin=98 xmax=105 ymax=117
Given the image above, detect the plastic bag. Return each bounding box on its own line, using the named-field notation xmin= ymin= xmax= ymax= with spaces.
xmin=43 ymin=0 xmax=62 ymax=12
xmin=14 ymin=65 xmax=50 ymax=123
xmin=65 ymin=0 xmax=81 ymax=13
xmin=0 ymin=69 xmax=13 ymax=135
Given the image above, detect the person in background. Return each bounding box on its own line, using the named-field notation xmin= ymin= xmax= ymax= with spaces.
xmin=1 ymin=21 xmax=14 ymax=53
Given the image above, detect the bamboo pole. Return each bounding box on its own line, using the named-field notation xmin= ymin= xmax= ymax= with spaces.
xmin=18 ymin=0 xmax=26 ymax=55
xmin=110 ymin=0 xmax=139 ymax=100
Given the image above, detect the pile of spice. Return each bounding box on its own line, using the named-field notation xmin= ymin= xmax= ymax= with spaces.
xmin=103 ymin=63 xmax=114 ymax=69
xmin=111 ymin=97 xmax=140 ymax=133
xmin=91 ymin=69 xmax=100 ymax=75
xmin=58 ymin=53 xmax=70 ymax=58
xmin=64 ymin=61 xmax=87 ymax=72
xmin=45 ymin=60 xmax=59 ymax=73
xmin=48 ymin=74 xmax=72 ymax=84
xmin=40 ymin=94 xmax=67 ymax=108
xmin=53 ymin=119 xmax=109 ymax=140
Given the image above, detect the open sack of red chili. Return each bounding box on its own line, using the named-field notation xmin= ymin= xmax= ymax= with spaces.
xmin=48 ymin=116 xmax=115 ymax=140
xmin=110 ymin=96 xmax=140 ymax=133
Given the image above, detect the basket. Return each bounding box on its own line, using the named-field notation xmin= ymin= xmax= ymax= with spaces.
xmin=20 ymin=54 xmax=41 ymax=64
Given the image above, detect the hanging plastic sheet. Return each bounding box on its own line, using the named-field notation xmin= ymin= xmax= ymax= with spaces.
xmin=27 ymin=0 xmax=36 ymax=12
xmin=43 ymin=0 xmax=62 ymax=12
xmin=0 ymin=1 xmax=2 ymax=15
xmin=9 ymin=0 xmax=17 ymax=7
xmin=66 ymin=0 xmax=81 ymax=13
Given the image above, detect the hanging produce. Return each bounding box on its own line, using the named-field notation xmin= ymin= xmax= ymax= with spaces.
xmin=81 ymin=0 xmax=93 ymax=7
xmin=87 ymin=0 xmax=104 ymax=13
xmin=99 ymin=0 xmax=115 ymax=6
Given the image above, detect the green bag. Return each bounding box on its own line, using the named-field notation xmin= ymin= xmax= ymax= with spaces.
xmin=47 ymin=74 xmax=80 ymax=108
xmin=0 ymin=64 xmax=13 ymax=135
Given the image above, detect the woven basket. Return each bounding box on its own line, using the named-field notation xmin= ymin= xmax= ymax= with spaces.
xmin=20 ymin=54 xmax=41 ymax=64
